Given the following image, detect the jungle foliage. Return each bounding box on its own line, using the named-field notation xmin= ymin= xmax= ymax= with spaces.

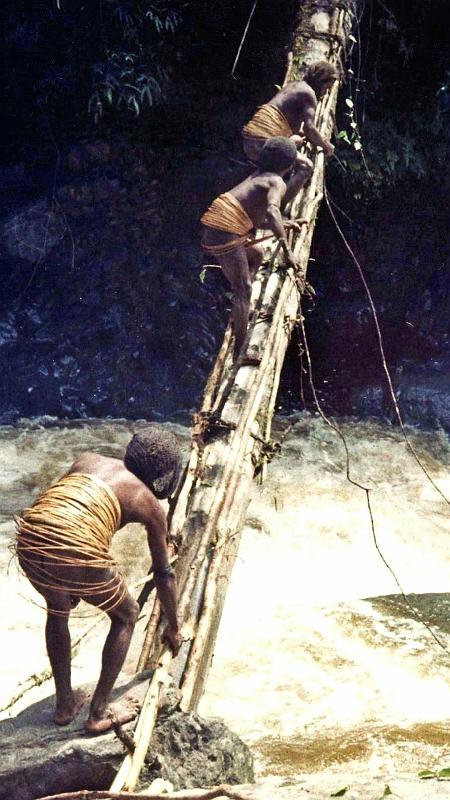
xmin=3 ymin=1 xmax=450 ymax=203
xmin=333 ymin=104 xmax=449 ymax=203
xmin=330 ymin=0 xmax=450 ymax=203
xmin=88 ymin=1 xmax=183 ymax=122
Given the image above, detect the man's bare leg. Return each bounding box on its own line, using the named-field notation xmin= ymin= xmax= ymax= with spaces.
xmin=246 ymin=243 xmax=264 ymax=280
xmin=85 ymin=578 xmax=140 ymax=733
xmin=220 ymin=247 xmax=252 ymax=359
xmin=43 ymin=591 xmax=88 ymax=725
xmin=230 ymin=293 xmax=251 ymax=358
xmin=235 ymin=243 xmax=265 ymax=366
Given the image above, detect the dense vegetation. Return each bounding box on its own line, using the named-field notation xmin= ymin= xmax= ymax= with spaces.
xmin=1 ymin=0 xmax=449 ymax=425
xmin=5 ymin=1 xmax=449 ymax=183
xmin=4 ymin=1 xmax=298 ymax=155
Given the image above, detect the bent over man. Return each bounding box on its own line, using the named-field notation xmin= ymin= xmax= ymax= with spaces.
xmin=15 ymin=427 xmax=182 ymax=734
xmin=201 ymin=137 xmax=311 ymax=359
xmin=242 ymin=60 xmax=339 ymax=164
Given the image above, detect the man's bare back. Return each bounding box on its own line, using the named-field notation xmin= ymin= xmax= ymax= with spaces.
xmin=68 ymin=452 xmax=163 ymax=530
xmin=227 ymin=171 xmax=288 ymax=230
xmin=269 ymin=80 xmax=318 ymax=134
xmin=242 ymin=61 xmax=339 ymax=161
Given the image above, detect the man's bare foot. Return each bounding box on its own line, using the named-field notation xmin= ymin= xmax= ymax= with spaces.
xmin=84 ymin=697 xmax=141 ymax=734
xmin=54 ymin=688 xmax=88 ymax=726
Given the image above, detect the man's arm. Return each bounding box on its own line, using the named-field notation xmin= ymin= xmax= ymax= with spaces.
xmin=145 ymin=501 xmax=181 ymax=654
xmin=265 ymin=180 xmax=298 ymax=269
xmin=303 ymin=103 xmax=334 ymax=156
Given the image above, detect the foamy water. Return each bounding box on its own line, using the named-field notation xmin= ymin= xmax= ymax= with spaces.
xmin=199 ymin=416 xmax=450 ymax=789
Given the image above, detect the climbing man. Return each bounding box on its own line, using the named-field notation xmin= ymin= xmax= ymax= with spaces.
xmin=201 ymin=136 xmax=311 ymax=360
xmin=242 ymin=60 xmax=339 ymax=164
xmin=15 ymin=426 xmax=182 ymax=734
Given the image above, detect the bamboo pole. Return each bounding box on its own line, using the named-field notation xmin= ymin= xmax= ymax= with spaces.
xmin=112 ymin=338 xmax=280 ymax=787
xmin=180 ymin=279 xmax=296 ymax=710
xmin=136 ymin=596 xmax=160 ymax=672
xmin=255 ymin=287 xmax=295 ymax=484
xmin=110 ymin=648 xmax=173 ymax=791
xmin=37 ymin=785 xmax=256 ymax=800
xmin=168 ymin=322 xmax=234 ymax=549
xmin=179 ymin=239 xmax=312 ymax=710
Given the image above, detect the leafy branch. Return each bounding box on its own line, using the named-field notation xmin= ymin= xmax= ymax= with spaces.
xmin=88 ymin=1 xmax=182 ymax=122
xmin=89 ymin=50 xmax=168 ymax=121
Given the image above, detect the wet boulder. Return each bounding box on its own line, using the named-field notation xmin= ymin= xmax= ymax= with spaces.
xmin=0 ymin=673 xmax=254 ymax=800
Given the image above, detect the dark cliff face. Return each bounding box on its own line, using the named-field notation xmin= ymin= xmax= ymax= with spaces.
xmin=1 ymin=1 xmax=449 ymax=429
xmin=0 ymin=142 xmax=239 ymax=422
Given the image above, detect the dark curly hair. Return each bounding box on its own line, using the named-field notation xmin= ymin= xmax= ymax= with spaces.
xmin=258 ymin=136 xmax=297 ymax=173
xmin=124 ymin=427 xmax=182 ymax=499
xmin=304 ymin=60 xmax=339 ymax=94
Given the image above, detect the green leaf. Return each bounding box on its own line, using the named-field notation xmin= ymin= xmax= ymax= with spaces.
xmin=199 ymin=268 xmax=206 ymax=283
xmin=437 ymin=768 xmax=450 ymax=779
xmin=129 ymin=96 xmax=140 ymax=115
xmin=418 ymin=769 xmax=437 ymax=779
xmin=142 ymin=85 xmax=154 ymax=106
xmin=379 ymin=786 xmax=392 ymax=798
xmin=337 ymin=131 xmax=351 ymax=144
xmin=345 ymin=98 xmax=354 ymax=108
xmin=330 ymin=788 xmax=348 ymax=797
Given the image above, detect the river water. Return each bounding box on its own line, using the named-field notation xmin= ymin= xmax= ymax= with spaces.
xmin=0 ymin=416 xmax=449 ymax=798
